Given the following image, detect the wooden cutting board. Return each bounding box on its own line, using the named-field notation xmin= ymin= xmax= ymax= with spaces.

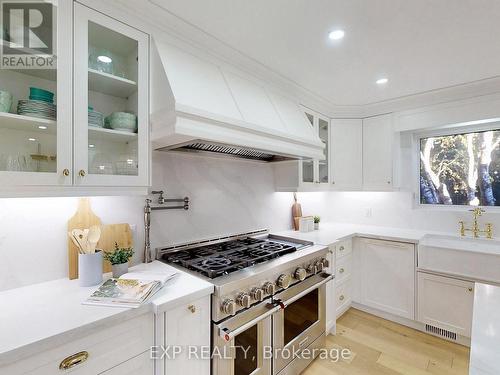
xmin=68 ymin=198 xmax=134 ymax=278
xmin=292 ymin=192 xmax=302 ymax=231
xmin=99 ymin=223 xmax=134 ymax=273
xmin=68 ymin=198 xmax=102 ymax=280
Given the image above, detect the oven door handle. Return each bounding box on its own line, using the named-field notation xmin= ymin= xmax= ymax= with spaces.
xmin=281 ymin=273 xmax=334 ymax=308
xmin=219 ymin=303 xmax=282 ymax=342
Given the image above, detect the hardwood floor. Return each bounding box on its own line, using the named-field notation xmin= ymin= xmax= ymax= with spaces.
xmin=302 ymin=308 xmax=470 ymax=374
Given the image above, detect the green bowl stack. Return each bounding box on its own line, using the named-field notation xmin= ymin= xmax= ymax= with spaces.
xmin=29 ymin=87 xmax=54 ymax=103
xmin=0 ymin=90 xmax=13 ymax=113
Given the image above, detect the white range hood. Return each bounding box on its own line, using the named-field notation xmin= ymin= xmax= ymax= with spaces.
xmin=150 ymin=40 xmax=325 ymax=162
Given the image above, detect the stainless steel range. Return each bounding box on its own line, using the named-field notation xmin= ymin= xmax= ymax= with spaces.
xmin=157 ymin=229 xmax=333 ymax=375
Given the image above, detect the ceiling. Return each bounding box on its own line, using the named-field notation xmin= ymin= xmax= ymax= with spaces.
xmin=150 ymin=0 xmax=500 ymax=106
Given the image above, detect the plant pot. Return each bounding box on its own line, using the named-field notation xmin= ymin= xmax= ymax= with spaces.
xmin=112 ymin=262 xmax=128 ymax=278
xmin=314 ymin=223 xmax=319 ymax=230
xmin=78 ymin=250 xmax=103 ymax=287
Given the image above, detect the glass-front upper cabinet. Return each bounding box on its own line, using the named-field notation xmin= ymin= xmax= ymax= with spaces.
xmin=73 ymin=3 xmax=149 ymax=186
xmin=300 ymin=109 xmax=330 ymax=186
xmin=0 ymin=0 xmax=72 ymax=186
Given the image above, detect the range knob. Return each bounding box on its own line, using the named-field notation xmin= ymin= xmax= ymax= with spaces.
xmin=321 ymin=258 xmax=330 ymax=268
xmin=315 ymin=261 xmax=324 ymax=273
xmin=251 ymin=287 xmax=264 ymax=302
xmin=221 ymin=299 xmax=236 ymax=315
xmin=263 ymin=282 xmax=276 ymax=295
xmin=307 ymin=264 xmax=318 ymax=274
xmin=294 ymin=267 xmax=307 ymax=281
xmin=236 ymin=293 xmax=251 ymax=308
xmin=277 ymin=274 xmax=292 ymax=289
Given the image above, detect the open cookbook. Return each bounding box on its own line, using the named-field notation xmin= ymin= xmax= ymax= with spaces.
xmin=83 ymin=270 xmax=178 ymax=308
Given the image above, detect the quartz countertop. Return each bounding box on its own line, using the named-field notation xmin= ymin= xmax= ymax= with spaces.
xmin=273 ymin=222 xmax=448 ymax=245
xmin=470 ymin=283 xmax=500 ymax=375
xmin=0 ymin=261 xmax=213 ymax=366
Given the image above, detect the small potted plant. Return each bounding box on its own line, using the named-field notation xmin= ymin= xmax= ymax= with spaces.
xmin=103 ymin=243 xmax=134 ymax=278
xmin=314 ymin=216 xmax=321 ymax=230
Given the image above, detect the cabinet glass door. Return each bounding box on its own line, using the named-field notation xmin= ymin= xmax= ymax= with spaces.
xmin=0 ymin=0 xmax=72 ymax=186
xmin=73 ymin=3 xmax=149 ymax=186
xmin=302 ymin=112 xmax=314 ymax=183
xmin=318 ymin=118 xmax=329 ymax=183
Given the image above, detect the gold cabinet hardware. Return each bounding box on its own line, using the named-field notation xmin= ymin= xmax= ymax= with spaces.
xmin=188 ymin=305 xmax=196 ymax=313
xmin=59 ymin=351 xmax=89 ymax=370
xmin=339 ymin=295 xmax=345 ymax=301
xmin=468 ymin=287 xmax=473 ymax=292
xmin=339 ymin=268 xmax=345 ymax=273
xmin=78 ymin=170 xmax=86 ymax=177
xmin=339 ymin=246 xmax=345 ymax=251
xmin=62 ymin=168 xmax=70 ymax=176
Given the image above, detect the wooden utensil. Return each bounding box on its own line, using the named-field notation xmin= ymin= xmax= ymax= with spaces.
xmin=68 ymin=232 xmax=84 ymax=254
xmin=87 ymin=225 xmax=101 ymax=254
xmin=292 ymin=193 xmax=303 ymax=230
xmin=68 ymin=198 xmax=102 ymax=279
xmin=98 ymin=223 xmax=133 ymax=273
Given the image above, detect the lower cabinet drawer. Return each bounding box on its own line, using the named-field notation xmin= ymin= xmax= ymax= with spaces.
xmin=100 ymin=352 xmax=153 ymax=375
xmin=336 ymin=255 xmax=352 ymax=284
xmin=336 ymin=240 xmax=352 ymax=259
xmin=3 ymin=313 xmax=154 ymax=375
xmin=336 ymin=279 xmax=352 ymax=317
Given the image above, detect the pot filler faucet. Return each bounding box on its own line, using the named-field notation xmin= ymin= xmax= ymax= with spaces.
xmin=144 ymin=190 xmax=190 ymax=263
xmin=459 ymin=208 xmax=493 ymax=239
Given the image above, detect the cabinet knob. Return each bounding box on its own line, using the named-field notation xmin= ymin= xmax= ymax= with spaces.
xmin=387 ymin=180 xmax=391 ymax=184
xmin=339 ymin=246 xmax=345 ymax=251
xmin=78 ymin=170 xmax=86 ymax=177
xmin=62 ymin=168 xmax=70 ymax=176
xmin=339 ymin=268 xmax=345 ymax=273
xmin=339 ymin=295 xmax=345 ymax=301
xmin=59 ymin=351 xmax=89 ymax=370
xmin=468 ymin=287 xmax=473 ymax=292
xmin=188 ymin=304 xmax=196 ymax=313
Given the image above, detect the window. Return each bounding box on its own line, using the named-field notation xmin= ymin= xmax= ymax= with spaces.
xmin=420 ymin=129 xmax=500 ymax=206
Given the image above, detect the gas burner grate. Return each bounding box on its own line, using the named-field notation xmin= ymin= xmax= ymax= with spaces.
xmin=162 ymin=237 xmax=297 ymax=278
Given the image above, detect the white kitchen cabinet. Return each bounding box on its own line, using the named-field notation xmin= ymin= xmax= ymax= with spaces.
xmin=331 ymin=239 xmax=353 ymax=319
xmin=362 ymin=114 xmax=395 ymax=191
xmin=101 ymin=352 xmax=153 ymax=375
xmin=160 ymin=295 xmax=211 ymax=375
xmin=353 ymin=238 xmax=415 ymax=320
xmin=0 ymin=0 xmax=72 ymax=187
xmin=330 ymin=119 xmax=363 ymax=190
xmin=325 ymin=244 xmax=336 ymax=333
xmin=1 ymin=313 xmax=154 ymax=375
xmin=73 ymin=3 xmax=149 ymax=187
xmin=417 ymin=272 xmax=474 ymax=338
xmin=274 ymin=109 xmax=331 ymax=191
xmin=0 ymin=2 xmax=150 ymax=194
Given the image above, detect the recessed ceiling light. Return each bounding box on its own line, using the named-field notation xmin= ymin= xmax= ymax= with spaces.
xmin=38 ymin=125 xmax=47 ymax=130
xmin=97 ymin=55 xmax=112 ymax=64
xmin=328 ymin=29 xmax=345 ymax=40
xmin=28 ymin=137 xmax=36 ymax=142
xmin=376 ymin=78 xmax=389 ymax=85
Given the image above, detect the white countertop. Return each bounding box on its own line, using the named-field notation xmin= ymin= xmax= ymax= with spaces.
xmin=0 ymin=261 xmax=213 ymax=366
xmin=470 ymin=283 xmax=500 ymax=375
xmin=274 ymin=222 xmax=441 ymax=245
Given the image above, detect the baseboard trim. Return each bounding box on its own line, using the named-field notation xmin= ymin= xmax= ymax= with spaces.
xmin=351 ymin=302 xmax=471 ymax=347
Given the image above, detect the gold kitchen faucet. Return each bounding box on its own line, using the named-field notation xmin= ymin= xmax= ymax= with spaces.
xmin=459 ymin=208 xmax=493 ymax=239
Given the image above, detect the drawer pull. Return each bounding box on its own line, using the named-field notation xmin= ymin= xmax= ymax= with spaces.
xmin=188 ymin=304 xmax=196 ymax=313
xmin=339 ymin=268 xmax=345 ymax=273
xmin=59 ymin=351 xmax=89 ymax=370
xmin=339 ymin=246 xmax=345 ymax=251
xmin=339 ymin=295 xmax=345 ymax=301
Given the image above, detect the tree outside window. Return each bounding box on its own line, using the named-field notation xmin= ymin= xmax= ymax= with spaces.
xmin=420 ymin=129 xmax=500 ymax=206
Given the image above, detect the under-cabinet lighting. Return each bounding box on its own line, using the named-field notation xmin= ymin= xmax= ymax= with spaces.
xmin=38 ymin=125 xmax=47 ymax=130
xmin=328 ymin=29 xmax=345 ymax=40
xmin=89 ymin=144 xmax=95 ymax=148
xmin=97 ymin=55 xmax=112 ymax=64
xmin=28 ymin=137 xmax=36 ymax=141
xmin=376 ymin=77 xmax=389 ymax=85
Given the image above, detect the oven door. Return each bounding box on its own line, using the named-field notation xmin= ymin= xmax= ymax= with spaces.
xmin=272 ymin=273 xmax=333 ymax=374
xmin=213 ymin=299 xmax=281 ymax=375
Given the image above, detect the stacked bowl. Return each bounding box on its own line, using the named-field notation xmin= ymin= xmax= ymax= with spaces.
xmin=105 ymin=112 xmax=137 ymax=133
xmin=17 ymin=87 xmax=56 ymax=120
xmin=0 ymin=90 xmax=12 ymax=113
xmin=88 ymin=106 xmax=104 ymax=128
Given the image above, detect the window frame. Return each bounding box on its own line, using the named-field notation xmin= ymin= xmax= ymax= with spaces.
xmin=412 ymin=122 xmax=500 ymax=211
